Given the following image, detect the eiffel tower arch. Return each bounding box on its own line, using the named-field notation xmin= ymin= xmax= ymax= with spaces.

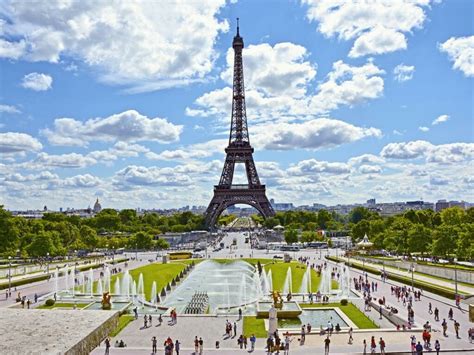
xmin=205 ymin=20 xmax=275 ymax=230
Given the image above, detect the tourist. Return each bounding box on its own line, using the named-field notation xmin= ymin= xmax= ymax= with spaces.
xmin=238 ymin=307 xmax=242 ymax=320
xmin=144 ymin=314 xmax=148 ymax=328
xmin=428 ymin=302 xmax=432 ymax=314
xmin=434 ymin=307 xmax=439 ymax=321
xmin=238 ymin=335 xmax=243 ymax=349
xmin=454 ymin=320 xmax=460 ymax=338
xmin=158 ymin=314 xmax=163 ymax=326
xmin=104 ymin=337 xmax=110 ymax=355
xmin=379 ymin=337 xmax=386 ymax=355
xmin=234 ymin=321 xmax=237 ymax=337
xmin=175 ymin=339 xmax=180 ymax=355
xmin=410 ymin=335 xmax=416 ymax=352
xmin=335 ymin=323 xmax=341 ymax=332
xmin=301 ymin=325 xmax=306 ymax=343
xmin=243 ymin=335 xmax=247 ymax=349
xmin=275 ymin=334 xmax=281 ymax=351
xmin=151 ymin=336 xmax=157 ymax=354
xmin=469 ymin=327 xmax=474 ymax=343
xmin=306 ymin=323 xmax=311 ymax=334
xmin=198 ymin=337 xmax=204 ymax=355
xmin=250 ymin=334 xmax=256 ymax=351
xmin=415 ymin=341 xmax=423 ymax=355
xmin=362 ymin=339 xmax=367 ymax=354
xmin=324 ymin=336 xmax=330 ymax=355
xmin=283 ymin=333 xmax=291 ymax=354
xmin=194 ymin=336 xmax=199 ymax=353
xmin=26 ymin=299 xmax=30 ymax=309
xmin=434 ymin=339 xmax=440 ymax=354
xmin=133 ymin=306 xmax=138 ymax=319
xmin=379 ymin=305 xmax=383 ymax=319
xmin=370 ymin=336 xmax=376 ymax=354
xmin=348 ymin=327 xmax=353 ymax=344
xmin=266 ymin=336 xmax=273 ymax=354
xmin=149 ymin=314 xmax=152 ymax=326
xmin=448 ymin=308 xmax=453 ymax=320
xmin=34 ymin=293 xmax=38 ymax=303
xmin=442 ymin=319 xmax=448 ymax=336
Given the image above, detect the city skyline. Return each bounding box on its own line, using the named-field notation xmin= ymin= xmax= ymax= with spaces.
xmin=1 ymin=0 xmax=473 ymax=211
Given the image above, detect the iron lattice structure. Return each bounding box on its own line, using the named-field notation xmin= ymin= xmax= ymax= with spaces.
xmin=204 ymin=21 xmax=275 ymax=229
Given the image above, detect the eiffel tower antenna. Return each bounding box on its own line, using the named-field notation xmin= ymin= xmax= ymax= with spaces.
xmin=204 ymin=21 xmax=275 ymax=230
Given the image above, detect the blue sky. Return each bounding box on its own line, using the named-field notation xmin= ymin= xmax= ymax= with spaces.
xmin=0 ymin=0 xmax=473 ymax=210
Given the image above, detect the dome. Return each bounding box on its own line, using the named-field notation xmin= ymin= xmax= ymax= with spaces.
xmin=93 ymin=198 xmax=102 ymax=213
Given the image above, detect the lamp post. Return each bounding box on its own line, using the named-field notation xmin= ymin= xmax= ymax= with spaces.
xmin=8 ymin=256 xmax=12 ymax=296
xmin=411 ymin=263 xmax=415 ymax=291
xmin=46 ymin=252 xmax=50 ymax=276
xmin=112 ymin=247 xmax=115 ymax=264
xmin=135 ymin=243 xmax=138 ymax=261
xmin=454 ymin=257 xmax=458 ymax=299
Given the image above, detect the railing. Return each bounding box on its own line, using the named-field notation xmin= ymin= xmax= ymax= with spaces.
xmin=214 ymin=184 xmax=265 ymax=190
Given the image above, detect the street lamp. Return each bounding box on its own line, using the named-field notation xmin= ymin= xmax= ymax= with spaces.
xmin=46 ymin=252 xmax=50 ymax=276
xmin=411 ymin=263 xmax=415 ymax=291
xmin=454 ymin=257 xmax=458 ymax=299
xmin=135 ymin=243 xmax=138 ymax=261
xmin=8 ymin=256 xmax=12 ymax=296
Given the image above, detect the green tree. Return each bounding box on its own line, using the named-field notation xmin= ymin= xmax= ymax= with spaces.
xmin=431 ymin=224 xmax=458 ymax=257
xmin=130 ymin=231 xmax=153 ymax=250
xmin=349 ymin=207 xmax=374 ymax=224
xmin=317 ymin=210 xmax=332 ymax=229
xmin=351 ymin=220 xmax=370 ymax=241
xmin=263 ymin=217 xmax=280 ymax=229
xmin=80 ymin=225 xmax=99 ymax=249
xmin=0 ymin=206 xmax=19 ymax=254
xmin=300 ymin=231 xmax=317 ymax=243
xmin=441 ymin=207 xmax=466 ymax=226
xmin=27 ymin=231 xmax=56 ymax=257
xmin=284 ymin=229 xmax=298 ymax=245
xmin=408 ymin=224 xmax=431 ymax=256
xmin=155 ymin=238 xmax=169 ymax=250
xmin=456 ymin=224 xmax=474 ymax=259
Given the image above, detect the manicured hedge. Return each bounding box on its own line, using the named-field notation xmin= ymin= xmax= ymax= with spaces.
xmin=326 ymin=256 xmax=457 ymax=299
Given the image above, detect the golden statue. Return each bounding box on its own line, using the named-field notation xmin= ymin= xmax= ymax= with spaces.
xmin=271 ymin=291 xmax=283 ymax=309
xmin=101 ymin=292 xmax=112 ymax=310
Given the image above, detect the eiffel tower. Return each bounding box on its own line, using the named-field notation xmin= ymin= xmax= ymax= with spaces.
xmin=204 ymin=20 xmax=275 ymax=229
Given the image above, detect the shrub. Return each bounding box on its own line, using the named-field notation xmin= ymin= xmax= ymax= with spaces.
xmin=340 ymin=299 xmax=348 ymax=306
xmin=45 ymin=299 xmax=55 ymax=306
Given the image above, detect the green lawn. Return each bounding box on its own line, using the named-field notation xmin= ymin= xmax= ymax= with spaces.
xmin=243 ymin=316 xmax=267 ymax=337
xmin=301 ymin=303 xmax=378 ymax=329
xmin=37 ymin=302 xmax=90 ymax=309
xmin=110 ymin=315 xmax=135 ymax=337
xmin=90 ymin=262 xmax=189 ymax=302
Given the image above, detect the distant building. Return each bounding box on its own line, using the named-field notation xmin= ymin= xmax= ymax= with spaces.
xmin=270 ymin=199 xmax=294 ymax=211
xmin=435 ymin=199 xmax=450 ymax=212
xmin=449 ymin=200 xmax=466 ymax=209
xmin=366 ymin=198 xmax=376 ymax=205
xmin=93 ymin=198 xmax=102 ymax=213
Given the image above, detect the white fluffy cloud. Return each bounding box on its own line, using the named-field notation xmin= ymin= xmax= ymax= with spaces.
xmin=0 ymin=132 xmax=42 ymax=155
xmin=393 ymin=64 xmax=415 ymax=82
xmin=42 ymin=110 xmax=182 ymax=146
xmin=21 ymin=72 xmax=53 ymax=91
xmin=432 ymin=114 xmax=449 ymax=125
xmin=418 ymin=126 xmax=430 ymax=132
xmin=439 ymin=36 xmax=474 ymax=77
xmin=0 ymin=1 xmax=228 ymax=90
xmin=288 ymin=159 xmax=351 ymax=175
xmin=359 ymin=165 xmax=382 ymax=174
xmin=254 ymin=118 xmax=382 ymax=150
xmin=381 ymin=140 xmax=474 ymax=164
xmin=113 ymin=165 xmax=193 ymax=188
xmin=34 ymin=153 xmax=97 ymax=169
xmin=302 ymin=0 xmax=432 ymax=57
xmin=0 ymin=104 xmax=21 ymax=114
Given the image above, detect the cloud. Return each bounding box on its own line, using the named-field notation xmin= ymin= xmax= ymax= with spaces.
xmin=34 ymin=152 xmax=97 ymax=168
xmin=113 ymin=165 xmax=193 ymax=188
xmin=42 ymin=110 xmax=182 ymax=146
xmin=0 ymin=1 xmax=228 ymax=90
xmin=418 ymin=126 xmax=430 ymax=132
xmin=359 ymin=165 xmax=382 ymax=174
xmin=187 ymin=56 xmax=384 ymax=124
xmin=348 ymin=154 xmax=385 ymax=166
xmin=62 ymin=174 xmax=102 ymax=188
xmin=439 ymin=36 xmax=474 ymax=77
xmin=0 ymin=132 xmax=42 ymax=154
xmin=21 ymin=72 xmax=53 ymax=91
xmin=381 ymin=140 xmax=474 ymax=164
xmin=302 ymin=0 xmax=432 ymax=57
xmin=253 ymin=118 xmax=382 ymax=150
xmin=287 ymin=159 xmax=351 ymax=175
xmin=88 ymin=142 xmax=150 ymax=162
xmin=430 ymin=175 xmax=449 ymax=186
xmin=393 ymin=64 xmax=415 ymax=82
xmin=432 ymin=114 xmax=449 ymax=125
xmin=0 ymin=104 xmax=21 ymax=114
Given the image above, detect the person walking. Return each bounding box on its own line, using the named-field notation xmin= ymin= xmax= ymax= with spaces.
xmin=363 ymin=339 xmax=367 ymax=354
xmin=324 ymin=336 xmax=330 ymax=355
xmin=175 ymin=339 xmax=180 ymax=355
xmin=379 ymin=305 xmax=383 ymax=319
xmin=379 ymin=337 xmax=386 ymax=355
xmin=370 ymin=336 xmax=376 ymax=354
xmin=454 ymin=320 xmax=460 ymax=338
xmin=151 ymin=336 xmax=157 ymax=354
xmin=415 ymin=341 xmax=423 ymax=355
xmin=104 ymin=337 xmax=110 ymax=355
xmin=434 ymin=340 xmax=440 ymax=355
xmin=234 ymin=321 xmax=237 ymax=337
xmin=348 ymin=327 xmax=353 ymax=344
xmin=194 ymin=336 xmax=199 ymax=353
xmin=250 ymin=334 xmax=256 ymax=352
xmin=442 ymin=319 xmax=448 ymax=336
xmin=428 ymin=302 xmax=432 ymax=314
xmin=448 ymin=308 xmax=453 ymax=320
xmin=434 ymin=307 xmax=439 ymax=321
xmin=198 ymin=337 xmax=204 ymax=355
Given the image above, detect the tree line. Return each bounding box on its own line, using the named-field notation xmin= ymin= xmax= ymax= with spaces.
xmin=255 ymin=207 xmax=473 ymax=260
xmin=0 ymin=207 xmax=205 ymax=258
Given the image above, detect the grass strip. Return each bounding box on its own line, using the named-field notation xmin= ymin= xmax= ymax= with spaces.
xmin=301 ymin=303 xmax=378 ymax=329
xmin=110 ymin=315 xmax=135 ymax=337
xmin=243 ymin=316 xmax=267 ymax=338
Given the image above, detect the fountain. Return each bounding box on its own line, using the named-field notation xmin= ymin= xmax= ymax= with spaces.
xmin=137 ymin=273 xmax=144 ymax=301
xmin=240 ymin=275 xmax=247 ymax=306
xmin=97 ymin=278 xmax=103 ymax=295
xmin=340 ymin=266 xmax=351 ymax=298
xmin=69 ymin=268 xmax=75 ymax=296
xmin=299 ymin=266 xmax=310 ymax=294
xmin=88 ymin=268 xmax=94 ymax=297
xmin=121 ymin=270 xmax=130 ymax=298
xmin=261 ymin=269 xmax=270 ymax=296
xmin=282 ymin=267 xmax=293 ymax=294
xmin=64 ymin=265 xmax=69 ymax=292
xmin=267 ymin=270 xmax=273 ymax=292
xmin=114 ymin=278 xmax=121 ymax=295
xmin=132 ymin=281 xmax=137 ymax=298
xmin=151 ymin=281 xmax=157 ymax=304
xmin=104 ymin=267 xmax=111 ymax=293
xmin=319 ymin=266 xmax=332 ymax=295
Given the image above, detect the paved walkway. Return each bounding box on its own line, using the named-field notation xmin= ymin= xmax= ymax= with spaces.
xmin=345 ymin=257 xmax=474 ymax=294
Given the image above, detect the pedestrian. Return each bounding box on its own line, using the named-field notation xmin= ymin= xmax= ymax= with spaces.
xmin=149 ymin=314 xmax=152 ymax=326
xmin=448 ymin=308 xmax=453 ymax=320
xmin=34 ymin=293 xmax=38 ymax=303
xmin=363 ymin=339 xmax=367 ymax=354
xmin=324 ymin=336 xmax=330 ymax=355
xmin=133 ymin=306 xmax=138 ymax=319
xmin=250 ymin=334 xmax=256 ymax=351
xmin=104 ymin=337 xmax=110 ymax=355
xmin=454 ymin=320 xmax=460 ymax=338
xmin=198 ymin=337 xmax=203 ymax=355
xmin=234 ymin=321 xmax=237 ymax=337
xmin=348 ymin=327 xmax=353 ymax=344
xmin=379 ymin=305 xmax=383 ymax=319
xmin=301 ymin=325 xmax=306 ymax=343
xmin=144 ymin=314 xmax=148 ymax=328
xmin=434 ymin=307 xmax=439 ymax=321
xmin=379 ymin=337 xmax=386 ymax=355
xmin=238 ymin=307 xmax=242 ymax=320
xmin=151 ymin=336 xmax=157 ymax=354
xmin=175 ymin=339 xmax=180 ymax=355
xmin=428 ymin=302 xmax=432 ymax=314
xmin=158 ymin=314 xmax=163 ymax=326
xmin=370 ymin=336 xmax=376 ymax=354
xmin=194 ymin=336 xmax=199 ymax=353
xmin=442 ymin=319 xmax=448 ymax=336
xmin=434 ymin=340 xmax=440 ymax=355
xmin=415 ymin=341 xmax=423 ymax=355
